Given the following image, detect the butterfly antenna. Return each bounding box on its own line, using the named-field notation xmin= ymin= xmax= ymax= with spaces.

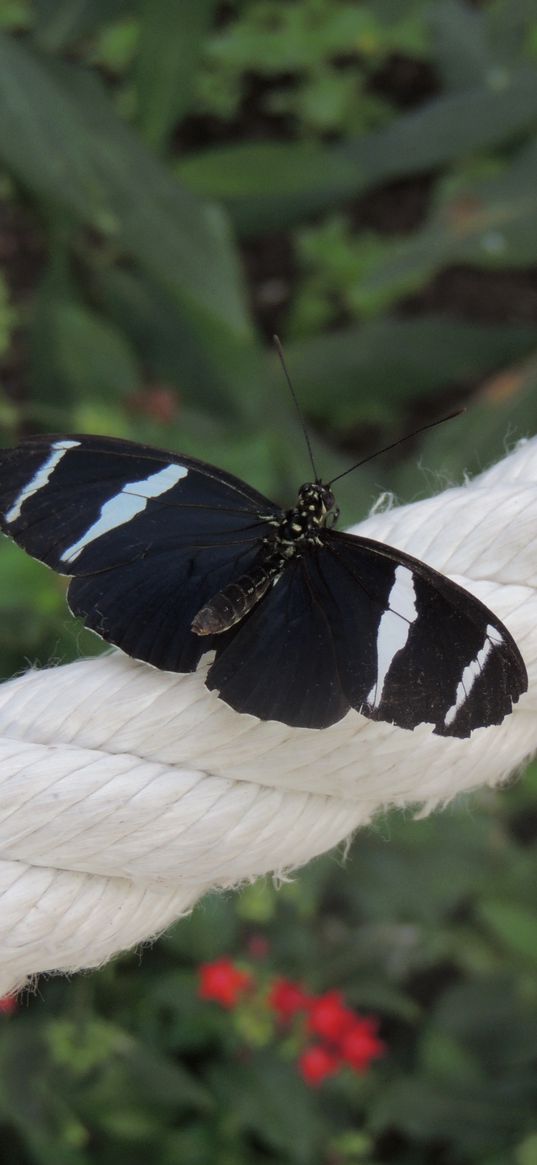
xmin=273 ymin=335 xmax=320 ymax=482
xmin=328 ymin=409 xmax=464 ymax=487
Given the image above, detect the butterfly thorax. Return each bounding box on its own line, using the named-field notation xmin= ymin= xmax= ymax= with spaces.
xmin=275 ymin=482 xmax=338 ymax=550
xmin=191 ymin=482 xmax=337 ymax=637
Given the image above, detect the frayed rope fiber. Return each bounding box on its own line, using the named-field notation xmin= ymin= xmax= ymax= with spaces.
xmin=1 ymin=439 xmax=536 ymax=994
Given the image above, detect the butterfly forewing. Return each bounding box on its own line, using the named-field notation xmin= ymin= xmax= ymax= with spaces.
xmin=0 ymin=435 xmax=280 ymax=674
xmin=0 ymin=435 xmax=277 ymax=573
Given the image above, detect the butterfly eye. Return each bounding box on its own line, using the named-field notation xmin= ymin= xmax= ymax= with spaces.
xmin=326 ymin=506 xmax=339 ymax=529
xmin=323 ymin=488 xmax=336 ymax=512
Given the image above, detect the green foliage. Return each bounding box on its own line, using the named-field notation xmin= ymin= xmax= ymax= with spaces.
xmin=195 ymin=0 xmax=429 ymax=135
xmin=291 ymin=141 xmax=537 ymax=325
xmin=0 ymin=0 xmax=536 ymax=1161
xmin=0 ymin=269 xmax=16 ymax=357
xmin=1 ymin=783 xmax=536 ymax=1164
xmin=0 ymin=0 xmax=31 ymax=31
xmin=135 ymin=0 xmax=218 ymax=151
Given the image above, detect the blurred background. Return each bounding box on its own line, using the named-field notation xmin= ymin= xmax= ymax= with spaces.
xmin=0 ymin=1 xmax=536 ymax=1162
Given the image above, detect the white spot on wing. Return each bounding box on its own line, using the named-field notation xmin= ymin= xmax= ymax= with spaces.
xmin=366 ymin=565 xmax=418 ymax=710
xmin=60 ymin=463 xmax=188 ymax=564
xmin=5 ymin=439 xmax=80 ymax=523
xmin=444 ymin=623 xmax=504 ymax=727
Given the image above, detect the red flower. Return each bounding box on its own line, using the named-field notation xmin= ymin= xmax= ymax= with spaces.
xmin=339 ymin=1018 xmax=385 ymax=1072
xmin=196 ymin=958 xmax=387 ymax=1085
xmin=198 ymin=957 xmax=252 ymax=1009
xmin=268 ymin=978 xmax=311 ymax=1022
xmin=299 ymin=1044 xmax=341 ymax=1087
xmin=0 ymin=995 xmax=17 ymax=1016
xmin=307 ymin=990 xmax=354 ymax=1042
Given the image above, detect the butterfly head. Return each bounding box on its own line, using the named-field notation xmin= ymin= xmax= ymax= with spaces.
xmin=297 ymin=482 xmax=336 ymax=523
xmin=272 ymin=479 xmax=340 ymax=547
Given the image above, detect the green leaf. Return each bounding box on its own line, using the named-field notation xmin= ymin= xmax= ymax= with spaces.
xmin=487 ymin=0 xmax=537 ymax=65
xmin=432 ymin=979 xmax=537 ymax=1070
xmin=32 ymin=0 xmax=132 ymax=51
xmin=0 ymin=269 xmax=17 ymax=356
xmin=478 ymin=901 xmax=537 ymax=964
xmin=369 ymin=1075 xmax=530 ymax=1150
xmin=329 ymin=1129 xmax=375 ymax=1162
xmin=345 ymin=68 xmax=537 ymax=179
xmin=0 ymin=33 xmax=252 ymax=345
xmin=281 ymin=317 xmax=537 ymax=429
xmin=92 ymin=266 xmax=250 ymax=418
xmin=0 ymin=35 xmax=107 ymax=222
xmin=89 ymin=15 xmax=138 ymax=75
xmin=135 ymin=0 xmax=217 ymax=151
xmin=0 ymin=1 xmax=31 ymax=32
xmin=0 ymin=1023 xmax=92 ymax=1163
xmin=180 ymin=68 xmax=537 ymax=235
xmin=356 ymin=140 xmax=537 ymax=309
xmin=30 ymin=284 xmax=141 ymax=409
xmin=167 ymin=893 xmax=240 ymax=962
xmin=395 ymin=349 xmax=537 ymax=493
xmin=419 ymin=1029 xmax=482 ymax=1085
xmin=211 ymin=1055 xmax=324 ymax=1164
xmin=430 ymin=0 xmax=494 ymax=90
xmin=0 ymin=539 xmax=64 ymax=611
xmin=179 ymin=140 xmax=359 ymax=236
xmin=517 ymin=1133 xmax=537 ymax=1165
xmin=236 ymin=880 xmax=278 ymax=924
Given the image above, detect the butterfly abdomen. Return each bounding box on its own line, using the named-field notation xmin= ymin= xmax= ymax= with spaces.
xmin=191 ymin=556 xmax=285 ymax=636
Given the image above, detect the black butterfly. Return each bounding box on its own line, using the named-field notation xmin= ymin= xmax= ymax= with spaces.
xmin=0 ymin=433 xmax=527 ymax=735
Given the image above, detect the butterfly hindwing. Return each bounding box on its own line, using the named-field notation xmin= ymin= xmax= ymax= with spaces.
xmin=67 ymin=536 xmax=270 ymax=674
xmin=206 ymin=557 xmax=349 ymax=728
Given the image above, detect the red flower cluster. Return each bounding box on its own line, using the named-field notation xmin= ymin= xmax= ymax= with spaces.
xmin=271 ymin=980 xmax=385 ymax=1085
xmin=198 ymin=960 xmax=385 ymax=1087
xmin=198 ymin=956 xmax=253 ymax=1009
xmin=0 ymin=995 xmax=17 ymax=1016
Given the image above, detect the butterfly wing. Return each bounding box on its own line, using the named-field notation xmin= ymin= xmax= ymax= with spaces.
xmin=0 ymin=435 xmax=280 ymax=672
xmin=206 ymin=556 xmax=349 ymax=728
xmin=309 ymin=530 xmax=527 ymax=736
xmin=206 ymin=529 xmax=527 ymax=735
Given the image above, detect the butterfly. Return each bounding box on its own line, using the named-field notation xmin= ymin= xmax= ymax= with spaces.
xmin=0 ymin=432 xmax=527 ymax=735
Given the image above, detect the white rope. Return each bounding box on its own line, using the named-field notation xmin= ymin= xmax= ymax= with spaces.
xmin=1 ymin=438 xmax=536 ymax=994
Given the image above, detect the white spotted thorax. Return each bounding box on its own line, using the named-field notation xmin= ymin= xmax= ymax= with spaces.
xmin=272 ymin=482 xmax=338 ymax=553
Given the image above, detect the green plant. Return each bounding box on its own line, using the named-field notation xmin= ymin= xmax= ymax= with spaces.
xmin=0 ymin=2 xmax=536 ymax=1161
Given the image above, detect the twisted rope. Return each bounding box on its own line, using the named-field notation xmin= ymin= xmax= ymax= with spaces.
xmin=1 ymin=439 xmax=536 ymax=993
